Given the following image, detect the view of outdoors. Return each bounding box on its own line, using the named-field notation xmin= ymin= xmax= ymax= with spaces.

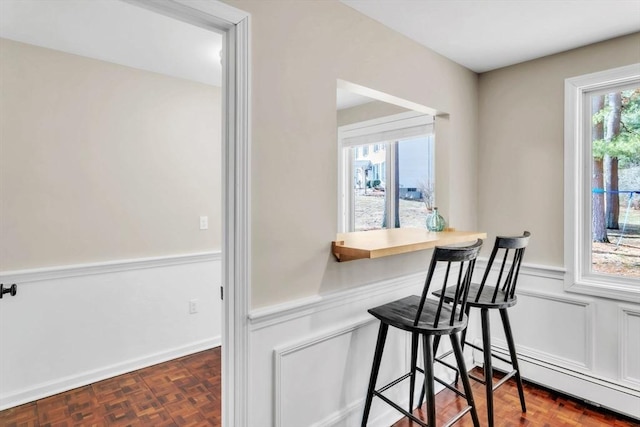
xmin=354 ymin=194 xmax=429 ymax=230
xmin=352 ymin=135 xmax=434 ymax=231
xmin=591 ymin=88 xmax=640 ymax=279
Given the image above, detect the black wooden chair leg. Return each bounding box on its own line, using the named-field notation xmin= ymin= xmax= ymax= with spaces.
xmin=417 ymin=334 xmax=442 ymax=408
xmin=460 ymin=305 xmax=471 ymax=352
xmin=481 ymin=308 xmax=494 ymax=427
xmin=455 ymin=305 xmax=471 ymax=386
xmin=361 ymin=323 xmax=388 ymax=427
xmin=409 ymin=332 xmax=419 ymax=412
xmin=422 ymin=334 xmax=436 ymax=427
xmin=432 ymin=335 xmax=442 ymax=363
xmin=451 ymin=332 xmax=480 ymax=427
xmin=500 ymin=308 xmax=526 ymax=413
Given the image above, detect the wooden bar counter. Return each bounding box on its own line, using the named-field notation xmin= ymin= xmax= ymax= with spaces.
xmin=332 ymin=228 xmax=487 ymax=262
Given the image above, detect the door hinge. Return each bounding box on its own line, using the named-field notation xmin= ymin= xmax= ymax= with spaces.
xmin=220 ymin=286 xmax=224 ymax=300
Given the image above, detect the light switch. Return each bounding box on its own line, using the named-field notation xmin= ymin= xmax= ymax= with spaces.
xmin=199 ymin=216 xmax=208 ymax=230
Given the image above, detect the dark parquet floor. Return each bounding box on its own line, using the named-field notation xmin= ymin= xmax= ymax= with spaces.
xmin=393 ymin=367 xmax=639 ymax=427
xmin=0 ymin=347 xmax=221 ymax=427
xmin=1 ymin=348 xmax=638 ymax=426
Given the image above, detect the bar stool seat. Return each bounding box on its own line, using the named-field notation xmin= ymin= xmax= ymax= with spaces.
xmin=462 ymin=283 xmax=518 ymax=309
xmin=368 ymin=295 xmax=468 ymax=335
xmin=430 ymin=231 xmax=531 ymax=427
xmin=361 ymin=240 xmax=483 ymax=427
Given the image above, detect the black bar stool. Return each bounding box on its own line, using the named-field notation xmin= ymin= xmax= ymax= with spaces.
xmin=427 ymin=231 xmax=530 ymax=427
xmin=361 ymin=239 xmax=483 ymax=427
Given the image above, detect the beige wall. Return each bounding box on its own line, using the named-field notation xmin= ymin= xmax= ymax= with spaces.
xmin=478 ymin=33 xmax=640 ymax=267
xmin=226 ymin=0 xmax=479 ymax=308
xmin=0 ymin=38 xmax=221 ymax=270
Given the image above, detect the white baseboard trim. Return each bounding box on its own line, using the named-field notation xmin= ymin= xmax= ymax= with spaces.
xmin=311 ymin=397 xmax=406 ymax=427
xmin=0 ymin=336 xmax=221 ymax=411
xmin=311 ymin=398 xmax=364 ymax=427
xmin=0 ymin=251 xmax=222 ymax=283
xmin=491 ymin=343 xmax=640 ymax=399
xmin=490 ymin=343 xmax=640 ymax=420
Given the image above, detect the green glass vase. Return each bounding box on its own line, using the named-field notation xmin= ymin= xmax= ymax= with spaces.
xmin=427 ymin=207 xmax=446 ymax=232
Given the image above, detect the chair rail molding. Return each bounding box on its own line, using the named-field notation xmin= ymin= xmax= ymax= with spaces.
xmin=0 ymin=252 xmax=221 ymax=284
xmin=249 ymin=271 xmax=426 ymax=330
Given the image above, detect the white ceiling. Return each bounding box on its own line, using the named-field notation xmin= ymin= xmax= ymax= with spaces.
xmin=341 ymin=0 xmax=640 ymax=73
xmin=3 ymin=0 xmax=638 ymax=91
xmin=0 ymin=0 xmax=223 ymax=86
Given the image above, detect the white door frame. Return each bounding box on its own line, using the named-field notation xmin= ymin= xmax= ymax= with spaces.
xmin=121 ymin=1 xmax=251 ymax=426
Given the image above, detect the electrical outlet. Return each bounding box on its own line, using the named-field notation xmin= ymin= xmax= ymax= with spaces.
xmin=199 ymin=216 xmax=208 ymax=230
xmin=189 ymin=299 xmax=198 ymax=314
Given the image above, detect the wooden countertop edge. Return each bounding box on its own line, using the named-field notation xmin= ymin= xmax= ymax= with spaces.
xmin=331 ymin=241 xmax=370 ymax=262
xmin=332 ymin=230 xmax=487 ymax=262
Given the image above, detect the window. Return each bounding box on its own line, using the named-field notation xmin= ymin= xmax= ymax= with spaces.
xmin=338 ymin=112 xmax=435 ymax=232
xmin=564 ymin=64 xmax=640 ymax=300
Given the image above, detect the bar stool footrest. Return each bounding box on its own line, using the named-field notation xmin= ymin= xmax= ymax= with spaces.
xmin=464 ymin=340 xmax=517 ymax=366
xmin=377 ymin=372 xmax=413 ymax=394
xmin=374 ymin=366 xmax=474 ymax=425
xmin=434 ymin=355 xmax=460 ymax=373
xmin=442 ymin=406 xmax=473 ymax=427
xmin=374 ymin=391 xmax=428 ymax=427
xmin=468 ymin=373 xmax=486 ymax=385
xmin=374 ymin=389 xmax=474 ymax=427
xmin=435 ymin=376 xmax=466 ymax=398
xmin=492 ymin=369 xmax=518 ymax=392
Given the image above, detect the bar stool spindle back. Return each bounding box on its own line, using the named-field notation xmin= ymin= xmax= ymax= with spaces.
xmin=429 ymin=230 xmax=531 ymax=427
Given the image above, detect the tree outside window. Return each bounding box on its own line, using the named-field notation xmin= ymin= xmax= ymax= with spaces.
xmin=590 ymin=88 xmax=640 ymax=279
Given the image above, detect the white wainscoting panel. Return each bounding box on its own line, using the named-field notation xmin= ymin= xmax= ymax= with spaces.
xmin=0 ymin=252 xmax=222 ymax=410
xmin=274 ymin=318 xmax=409 ymax=427
xmin=492 ymin=290 xmax=594 ymax=370
xmin=249 ymin=272 xmax=427 ymax=427
xmin=619 ymin=305 xmax=640 ymax=386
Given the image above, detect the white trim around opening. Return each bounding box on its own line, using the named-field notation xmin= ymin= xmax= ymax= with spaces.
xmin=119 ymin=1 xmax=252 ymax=426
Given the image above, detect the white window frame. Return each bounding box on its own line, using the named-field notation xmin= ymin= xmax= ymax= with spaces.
xmin=338 ymin=111 xmax=434 ymax=232
xmin=564 ymin=63 xmax=640 ymax=302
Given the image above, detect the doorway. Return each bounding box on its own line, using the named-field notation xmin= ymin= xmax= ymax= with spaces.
xmin=0 ymin=1 xmax=249 ymax=425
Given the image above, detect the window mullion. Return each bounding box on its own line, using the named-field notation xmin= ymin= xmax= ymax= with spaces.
xmin=386 ymin=141 xmax=397 ymax=228
xmin=347 ymin=148 xmax=355 ymax=232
